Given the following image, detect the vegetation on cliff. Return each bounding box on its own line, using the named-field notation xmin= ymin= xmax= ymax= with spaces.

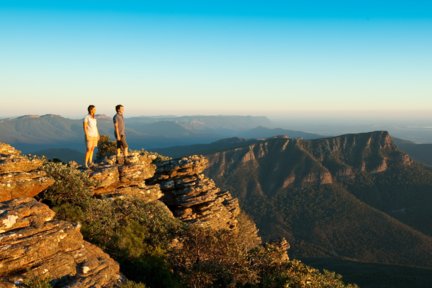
xmin=39 ymin=160 xmax=357 ymax=288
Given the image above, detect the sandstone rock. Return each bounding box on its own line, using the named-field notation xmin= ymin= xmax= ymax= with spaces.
xmin=113 ymin=184 xmax=163 ymax=203
xmin=90 ymin=165 xmax=120 ymax=194
xmin=0 ymin=144 xmax=20 ymax=156
xmin=0 ymin=197 xmax=55 ymax=233
xmin=151 ymin=155 xmax=208 ymax=180
xmin=89 ymin=151 xmax=160 ymax=203
xmin=0 ymin=171 xmax=54 ymax=202
xmin=0 ymin=198 xmax=120 ymax=287
xmin=149 ymin=155 xmax=242 ymax=231
xmin=0 ymin=143 xmax=54 ymax=202
xmin=0 ymin=144 xmax=44 ymax=185
xmin=67 ymin=242 xmax=120 ymax=288
xmin=119 ymin=163 xmax=156 ymax=186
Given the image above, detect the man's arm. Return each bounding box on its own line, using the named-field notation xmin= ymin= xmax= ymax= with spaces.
xmin=114 ymin=121 xmax=120 ymax=141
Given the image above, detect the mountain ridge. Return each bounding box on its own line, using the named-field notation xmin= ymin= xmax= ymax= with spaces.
xmin=0 ymin=114 xmax=281 ymax=151
xmin=203 ymin=131 xmax=432 ymax=269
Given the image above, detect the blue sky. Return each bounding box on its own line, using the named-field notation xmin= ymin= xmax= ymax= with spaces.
xmin=1 ymin=1 xmax=431 ymax=118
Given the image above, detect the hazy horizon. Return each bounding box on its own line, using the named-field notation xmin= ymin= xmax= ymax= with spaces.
xmin=2 ymin=111 xmax=432 ymax=143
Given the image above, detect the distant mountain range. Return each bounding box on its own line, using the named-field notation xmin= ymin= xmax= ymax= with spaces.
xmin=393 ymin=138 xmax=432 ymax=167
xmin=181 ymin=131 xmax=432 ymax=271
xmin=0 ymin=114 xmax=321 ymax=155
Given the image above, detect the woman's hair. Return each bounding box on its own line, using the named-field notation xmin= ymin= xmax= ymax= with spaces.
xmin=88 ymin=105 xmax=95 ymax=113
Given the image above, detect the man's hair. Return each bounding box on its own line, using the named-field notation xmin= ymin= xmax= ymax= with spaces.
xmin=88 ymin=105 xmax=95 ymax=114
xmin=115 ymin=105 xmax=123 ymax=112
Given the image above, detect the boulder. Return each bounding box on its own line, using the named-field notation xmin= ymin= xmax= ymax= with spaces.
xmin=0 ymin=198 xmax=120 ymax=287
xmin=0 ymin=143 xmax=54 ymax=202
xmin=149 ymin=155 xmax=242 ymax=231
xmin=89 ymin=151 xmax=161 ymax=203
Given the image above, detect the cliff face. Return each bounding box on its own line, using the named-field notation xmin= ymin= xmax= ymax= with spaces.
xmin=203 ymin=132 xmax=432 ymax=266
xmin=0 ymin=142 xmax=260 ymax=286
xmin=0 ymin=143 xmax=121 ymax=287
xmin=90 ymin=153 xmax=244 ymax=233
xmin=206 ymin=131 xmax=413 ymax=189
xmin=302 ymin=131 xmax=413 ymax=177
xmin=148 ymin=155 xmax=241 ymax=231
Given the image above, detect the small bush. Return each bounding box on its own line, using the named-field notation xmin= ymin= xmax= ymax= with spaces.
xmin=96 ymin=135 xmax=117 ymax=162
xmin=84 ymin=198 xmax=183 ymax=287
xmin=170 ymin=226 xmax=260 ymax=287
xmin=21 ymin=278 xmax=52 ymax=288
xmin=41 ymin=161 xmax=93 ymax=208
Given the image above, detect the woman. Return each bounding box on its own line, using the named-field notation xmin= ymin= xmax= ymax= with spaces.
xmin=83 ymin=105 xmax=100 ymax=168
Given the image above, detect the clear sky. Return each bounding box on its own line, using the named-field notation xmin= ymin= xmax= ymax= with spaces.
xmin=1 ymin=0 xmax=431 ymax=118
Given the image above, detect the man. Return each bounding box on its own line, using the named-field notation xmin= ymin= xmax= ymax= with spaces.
xmin=113 ymin=104 xmax=129 ymax=164
xmin=83 ymin=105 xmax=99 ymax=168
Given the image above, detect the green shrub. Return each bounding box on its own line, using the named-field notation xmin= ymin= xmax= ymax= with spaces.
xmin=170 ymin=226 xmax=260 ymax=287
xmin=96 ymin=135 xmax=117 ymax=162
xmin=281 ymin=259 xmax=358 ymax=288
xmin=21 ymin=278 xmax=52 ymax=288
xmin=121 ymin=256 xmax=181 ymax=288
xmin=84 ymin=198 xmax=183 ymax=287
xmin=169 ymin=226 xmax=357 ymax=288
xmin=41 ymin=161 xmax=93 ymax=208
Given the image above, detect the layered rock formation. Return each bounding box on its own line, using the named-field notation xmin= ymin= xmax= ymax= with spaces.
xmin=0 ymin=142 xmax=260 ymax=286
xmin=91 ymin=152 xmax=244 ymax=232
xmin=0 ymin=143 xmax=120 ymax=287
xmin=89 ymin=151 xmax=162 ymax=203
xmin=0 ymin=143 xmax=54 ymax=202
xmin=0 ymin=198 xmax=120 ymax=287
xmin=148 ymin=155 xmax=241 ymax=231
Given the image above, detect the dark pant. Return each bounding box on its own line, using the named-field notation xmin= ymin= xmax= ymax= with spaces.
xmin=116 ymin=135 xmax=128 ymax=149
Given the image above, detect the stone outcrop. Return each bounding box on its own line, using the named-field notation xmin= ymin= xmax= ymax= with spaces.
xmin=88 ymin=151 xmax=163 ymax=203
xmin=89 ymin=152 xmax=242 ymax=232
xmin=0 ymin=142 xmax=121 ymax=287
xmin=0 ymin=142 xmax=255 ymax=285
xmin=0 ymin=143 xmax=54 ymax=202
xmin=0 ymin=198 xmax=120 ymax=287
xmin=148 ymin=155 xmax=241 ymax=231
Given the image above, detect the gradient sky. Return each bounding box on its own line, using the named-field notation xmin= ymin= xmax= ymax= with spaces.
xmin=1 ymin=0 xmax=431 ymax=118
